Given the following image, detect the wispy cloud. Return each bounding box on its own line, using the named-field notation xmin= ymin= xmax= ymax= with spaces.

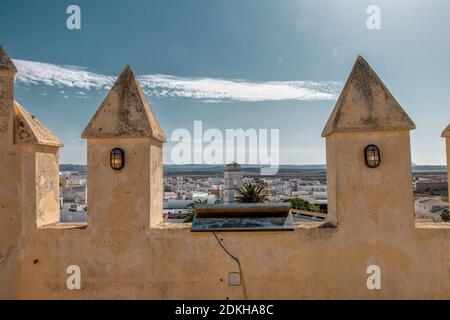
xmin=13 ymin=59 xmax=341 ymax=102
xmin=14 ymin=59 xmax=114 ymax=90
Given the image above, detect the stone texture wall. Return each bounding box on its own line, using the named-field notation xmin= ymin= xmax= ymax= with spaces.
xmin=2 ymin=116 xmax=450 ymax=300
xmin=6 ymin=219 xmax=450 ymax=300
xmin=7 ymin=127 xmax=450 ymax=300
xmin=86 ymin=138 xmax=161 ymax=232
xmin=36 ymin=147 xmax=61 ymax=227
xmin=1 ymin=53 xmax=449 ymax=300
xmin=326 ymin=130 xmax=415 ymax=233
xmin=0 ymin=71 xmax=20 ymax=299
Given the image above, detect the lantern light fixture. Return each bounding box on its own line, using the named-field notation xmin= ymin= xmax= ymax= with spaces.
xmin=110 ymin=148 xmax=125 ymax=170
xmin=364 ymin=144 xmax=381 ymax=168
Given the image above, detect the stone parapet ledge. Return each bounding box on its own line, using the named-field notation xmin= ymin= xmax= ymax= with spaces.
xmin=294 ymin=221 xmax=331 ymax=229
xmin=151 ymin=222 xmax=192 ymax=230
xmin=37 ymin=222 xmax=87 ymax=230
xmin=415 ymin=222 xmax=450 ymax=229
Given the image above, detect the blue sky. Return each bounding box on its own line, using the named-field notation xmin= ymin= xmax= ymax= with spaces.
xmin=1 ymin=0 xmax=449 ymax=164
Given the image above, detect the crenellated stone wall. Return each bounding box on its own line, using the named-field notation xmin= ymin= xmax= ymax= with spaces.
xmin=0 ymin=47 xmax=21 ymax=299
xmin=1 ymin=47 xmax=449 ymax=300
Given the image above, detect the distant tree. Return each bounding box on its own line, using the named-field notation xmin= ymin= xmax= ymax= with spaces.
xmin=283 ymin=198 xmax=319 ymax=212
xmin=184 ymin=199 xmax=208 ymax=223
xmin=441 ymin=208 xmax=450 ymax=222
xmin=164 ymin=185 xmax=172 ymax=192
xmin=235 ymin=183 xmax=267 ymax=203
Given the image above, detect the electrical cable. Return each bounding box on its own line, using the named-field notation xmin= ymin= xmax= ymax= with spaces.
xmin=213 ymin=232 xmax=247 ymax=299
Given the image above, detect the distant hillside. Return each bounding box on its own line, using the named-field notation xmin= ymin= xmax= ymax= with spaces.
xmin=411 ymin=165 xmax=447 ymax=171
xmin=60 ymin=164 xmax=87 ymax=172
xmin=60 ymin=163 xmax=446 ymax=174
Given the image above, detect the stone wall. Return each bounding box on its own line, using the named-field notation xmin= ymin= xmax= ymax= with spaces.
xmin=1 ymin=51 xmax=450 ymax=300
xmin=0 ymin=66 xmax=20 ymax=299
xmin=7 ymin=218 xmax=450 ymax=299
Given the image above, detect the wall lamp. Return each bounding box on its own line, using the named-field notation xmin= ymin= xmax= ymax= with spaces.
xmin=364 ymin=144 xmax=381 ymax=168
xmin=110 ymin=148 xmax=125 ymax=170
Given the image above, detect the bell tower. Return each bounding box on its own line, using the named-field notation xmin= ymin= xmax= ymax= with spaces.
xmin=223 ymin=162 xmax=244 ymax=203
xmin=322 ymin=56 xmax=416 ymax=235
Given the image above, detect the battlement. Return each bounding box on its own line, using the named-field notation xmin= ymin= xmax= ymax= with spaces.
xmin=1 ymin=46 xmax=450 ymax=299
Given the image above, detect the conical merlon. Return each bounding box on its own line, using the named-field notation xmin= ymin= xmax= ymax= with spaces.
xmin=322 ymin=56 xmax=415 ymax=137
xmin=442 ymin=124 xmax=450 ymax=137
xmin=14 ymin=101 xmax=63 ymax=147
xmin=0 ymin=45 xmax=17 ymax=72
xmin=81 ymin=65 xmax=166 ymax=142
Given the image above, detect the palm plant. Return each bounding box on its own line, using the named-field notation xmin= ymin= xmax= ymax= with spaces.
xmin=185 ymin=199 xmax=208 ymax=222
xmin=235 ymin=182 xmax=267 ymax=203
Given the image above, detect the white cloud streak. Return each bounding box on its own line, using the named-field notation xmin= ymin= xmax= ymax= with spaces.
xmin=14 ymin=59 xmax=114 ymax=90
xmin=13 ymin=59 xmax=340 ymax=102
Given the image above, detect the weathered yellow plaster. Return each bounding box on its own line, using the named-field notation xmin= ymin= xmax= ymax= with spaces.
xmin=1 ymin=47 xmax=62 ymax=298
xmin=13 ymin=101 xmax=63 ymax=147
xmin=322 ymin=56 xmax=415 ymax=137
xmin=1 ymin=53 xmax=450 ymax=300
xmin=0 ymin=46 xmax=20 ymax=299
xmin=81 ymin=65 xmax=166 ymax=142
xmin=442 ymin=124 xmax=450 ymax=138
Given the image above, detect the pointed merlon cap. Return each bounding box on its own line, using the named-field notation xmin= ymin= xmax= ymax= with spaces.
xmin=322 ymin=56 xmax=415 ymax=137
xmin=0 ymin=45 xmax=17 ymax=73
xmin=13 ymin=101 xmax=63 ymax=147
xmin=81 ymin=65 xmax=166 ymax=142
xmin=442 ymin=124 xmax=450 ymax=137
